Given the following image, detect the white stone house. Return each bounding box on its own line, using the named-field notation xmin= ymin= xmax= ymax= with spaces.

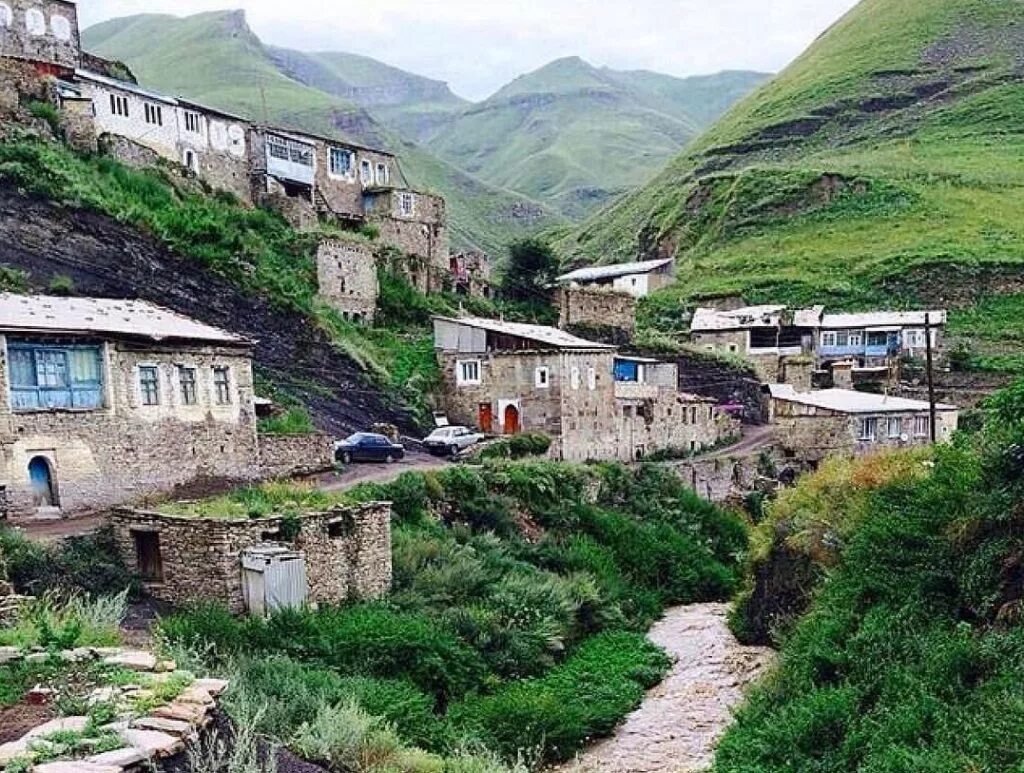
xmin=556 ymin=258 xmax=676 ymax=299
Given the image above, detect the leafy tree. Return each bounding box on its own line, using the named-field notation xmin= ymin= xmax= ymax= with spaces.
xmin=500 ymin=239 xmax=559 ymax=303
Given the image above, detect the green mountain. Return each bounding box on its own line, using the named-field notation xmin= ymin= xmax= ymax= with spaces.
xmin=82 ymin=11 xmax=562 ymax=257
xmin=561 ymin=0 xmax=1024 ymax=314
xmin=428 ymin=58 xmax=768 ymax=218
xmin=267 ymin=47 xmax=468 ymax=143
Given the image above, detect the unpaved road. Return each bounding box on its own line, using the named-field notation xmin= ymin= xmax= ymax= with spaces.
xmin=556 ymin=603 xmax=774 ymax=773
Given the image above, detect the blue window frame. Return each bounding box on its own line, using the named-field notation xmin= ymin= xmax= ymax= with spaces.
xmin=8 ymin=341 xmax=104 ymax=411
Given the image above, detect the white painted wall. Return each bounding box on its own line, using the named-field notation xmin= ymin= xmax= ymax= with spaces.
xmin=611 ymin=273 xmax=651 ymax=298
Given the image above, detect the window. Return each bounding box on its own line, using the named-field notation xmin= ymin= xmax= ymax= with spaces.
xmin=456 ymin=360 xmax=481 ymax=386
xmin=8 ymin=343 xmax=104 ymax=411
xmin=330 ymin=147 xmax=353 ymax=176
xmin=587 ymin=367 xmax=597 ymax=391
xmin=144 ymin=103 xmax=164 ymax=126
xmin=836 ymin=331 xmax=849 ymax=347
xmin=0 ymin=4 xmax=12 ymax=28
xmin=690 ymin=406 xmax=698 ymax=424
xmin=24 ymin=8 xmax=44 ymax=35
xmin=213 ymin=367 xmax=232 ymax=405
xmin=535 ymin=366 xmax=549 ymax=389
xmin=139 ymin=366 xmax=160 ymax=406
xmin=50 ymin=14 xmax=71 ymax=41
xmin=887 ymin=417 xmax=903 ymax=439
xmin=570 ymin=367 xmax=581 ymax=390
xmin=821 ymin=331 xmax=837 ymax=347
xmin=399 ymin=192 xmax=416 ymax=217
xmin=267 ymin=135 xmax=313 ymax=167
xmin=375 ymin=163 xmax=389 ymax=185
xmin=360 ymin=160 xmax=373 ymax=184
xmin=182 ymin=148 xmax=199 ymax=174
xmin=268 ymin=135 xmax=289 ymax=161
xmin=858 ymin=417 xmax=878 ymax=441
xmin=184 ymin=111 xmax=202 ymax=134
xmin=109 ymin=94 xmax=130 ymax=118
xmin=178 ymin=367 xmax=197 ymax=405
xmin=905 ymin=329 xmax=926 ymax=348
xmin=914 ymin=415 xmax=930 ymax=437
xmin=848 ymin=331 xmax=864 ymax=347
xmin=866 ymin=332 xmax=889 ymax=347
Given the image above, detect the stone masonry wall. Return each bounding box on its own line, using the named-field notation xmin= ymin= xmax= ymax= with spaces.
xmin=619 ymin=394 xmax=738 ymax=461
xmin=0 ymin=0 xmax=80 ymax=70
xmin=557 ymin=288 xmax=637 ymax=338
xmin=369 ymin=191 xmax=450 ymax=292
xmin=316 ymin=239 xmax=378 ymax=322
xmin=110 ymin=502 xmax=392 ymax=613
xmin=0 ymin=338 xmax=259 ymax=516
xmin=258 ymin=432 xmax=336 ymax=478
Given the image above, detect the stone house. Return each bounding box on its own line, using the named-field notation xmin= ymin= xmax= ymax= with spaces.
xmin=110 ymin=502 xmax=392 ymax=614
xmin=433 ymin=316 xmax=621 ymax=462
xmin=817 ymin=310 xmax=946 ymax=369
xmin=0 ymin=293 xmax=260 ymax=518
xmin=614 ymin=356 xmax=736 ymax=460
xmin=363 ymin=186 xmax=450 ymax=292
xmin=557 ymin=286 xmax=637 ymax=343
xmin=0 ymin=0 xmax=80 ymax=74
xmin=316 ymin=239 xmax=378 ymax=324
xmin=765 ymin=384 xmax=958 ymax=463
xmin=690 ymin=305 xmax=824 ymax=383
xmin=556 ymin=258 xmax=675 ymax=299
xmin=448 ymin=252 xmax=493 ymax=298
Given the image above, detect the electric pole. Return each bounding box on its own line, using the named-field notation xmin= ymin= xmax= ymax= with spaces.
xmin=925 ymin=312 xmax=937 ymax=444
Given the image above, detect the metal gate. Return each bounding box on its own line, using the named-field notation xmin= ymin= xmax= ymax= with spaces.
xmin=241 ymin=545 xmax=308 ymax=616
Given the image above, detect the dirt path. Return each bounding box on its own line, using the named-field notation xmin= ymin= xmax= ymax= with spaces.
xmin=556 ymin=603 xmax=774 ymax=773
xmin=307 ymin=450 xmax=451 ymax=491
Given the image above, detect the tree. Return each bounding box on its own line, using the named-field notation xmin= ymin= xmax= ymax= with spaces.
xmin=500 ymin=238 xmax=559 ymax=304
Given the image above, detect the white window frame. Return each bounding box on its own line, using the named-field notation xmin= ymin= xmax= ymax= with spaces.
xmin=858 ymin=417 xmax=878 ymax=442
xmin=109 ymin=94 xmax=130 ymax=118
xmin=399 ymin=192 xmax=416 ymax=217
xmin=887 ymin=416 xmax=903 ymax=439
xmin=50 ymin=14 xmax=71 ymax=41
xmin=329 ymin=147 xmax=354 ymax=178
xmin=375 ymin=162 xmax=390 ymax=185
xmin=904 ymin=329 xmax=926 ymax=348
xmin=0 ymin=4 xmax=11 ymax=28
xmin=821 ymin=331 xmax=837 ymax=347
xmin=848 ymin=331 xmax=864 ymax=347
xmin=456 ymin=360 xmax=481 ymax=386
xmin=183 ymin=110 xmax=202 ymax=135
xmin=359 ymin=160 xmax=373 ymax=185
xmin=138 ymin=364 xmax=161 ymax=407
xmin=914 ymin=415 xmax=929 ymax=438
xmin=587 ymin=367 xmax=597 ymax=391
xmin=535 ymin=366 xmax=550 ymax=389
xmin=570 ymin=366 xmax=581 ymax=390
xmin=144 ymin=103 xmax=163 ymax=127
xmin=212 ymin=366 xmax=233 ymax=406
xmin=24 ymin=8 xmax=44 ymax=35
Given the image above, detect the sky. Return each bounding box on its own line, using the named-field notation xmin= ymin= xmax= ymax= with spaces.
xmin=77 ymin=0 xmax=861 ymax=102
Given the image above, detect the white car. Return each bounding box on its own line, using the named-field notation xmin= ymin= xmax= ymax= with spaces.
xmin=423 ymin=426 xmax=485 ymax=457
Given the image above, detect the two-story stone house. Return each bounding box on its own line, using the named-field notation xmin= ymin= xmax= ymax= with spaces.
xmin=0 ymin=294 xmax=259 ymax=518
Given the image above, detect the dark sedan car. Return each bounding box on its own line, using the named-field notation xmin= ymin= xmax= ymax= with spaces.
xmin=335 ymin=433 xmax=405 ymax=464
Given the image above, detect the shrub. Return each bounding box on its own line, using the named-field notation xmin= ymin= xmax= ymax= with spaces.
xmin=476 ymin=434 xmax=552 ymax=461
xmin=26 ymin=101 xmax=61 ymax=134
xmin=47 ymin=274 xmax=75 ymax=296
xmin=257 ymin=408 xmax=315 ymax=436
xmin=0 ymin=590 xmax=127 ymax=649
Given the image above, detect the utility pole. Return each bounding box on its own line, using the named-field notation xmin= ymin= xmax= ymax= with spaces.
xmin=925 ymin=312 xmax=937 ymax=444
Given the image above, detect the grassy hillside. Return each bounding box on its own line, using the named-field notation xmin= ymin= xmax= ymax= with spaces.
xmin=431 ymin=58 xmax=767 ymax=219
xmin=716 ymin=382 xmax=1024 ymax=770
xmin=562 ymin=0 xmax=1024 ymax=311
xmin=82 ymin=12 xmax=563 ymax=257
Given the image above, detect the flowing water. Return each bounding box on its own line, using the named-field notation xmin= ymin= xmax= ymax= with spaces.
xmin=556 ymin=603 xmax=774 ymax=773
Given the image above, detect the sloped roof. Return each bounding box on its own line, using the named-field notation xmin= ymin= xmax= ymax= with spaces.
xmin=75 ymin=69 xmax=178 ymax=105
xmin=557 ymin=258 xmax=674 ymax=284
xmin=433 ymin=316 xmax=615 ymax=350
xmin=0 ymin=294 xmax=250 ymax=345
xmin=821 ymin=310 xmax=947 ymax=329
xmin=691 ymin=305 xmax=824 ymax=332
xmin=767 ymin=384 xmax=956 ymax=414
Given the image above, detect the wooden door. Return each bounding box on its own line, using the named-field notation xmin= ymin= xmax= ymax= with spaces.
xmin=479 ymin=402 xmax=493 ymax=433
xmin=504 ymin=404 xmax=520 ymax=435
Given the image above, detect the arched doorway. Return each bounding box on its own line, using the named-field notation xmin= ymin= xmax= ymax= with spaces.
xmin=503 ymin=404 xmax=520 ymax=435
xmin=28 ymin=456 xmax=57 ymax=508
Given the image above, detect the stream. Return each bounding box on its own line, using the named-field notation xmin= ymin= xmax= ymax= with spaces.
xmin=556 ymin=603 xmax=774 ymax=773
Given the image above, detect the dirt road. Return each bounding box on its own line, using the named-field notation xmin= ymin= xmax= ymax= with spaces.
xmin=556 ymin=603 xmax=774 ymax=773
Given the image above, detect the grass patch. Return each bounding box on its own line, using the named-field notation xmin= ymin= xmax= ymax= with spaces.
xmin=258 ymin=407 xmax=316 ymax=436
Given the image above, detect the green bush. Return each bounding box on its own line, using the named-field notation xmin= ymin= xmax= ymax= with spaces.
xmin=476 ymin=434 xmax=552 ymax=461
xmin=47 ymin=274 xmax=75 ymax=296
xmin=450 ymin=631 xmax=670 ymax=764
xmin=257 ymin=407 xmax=315 ymax=436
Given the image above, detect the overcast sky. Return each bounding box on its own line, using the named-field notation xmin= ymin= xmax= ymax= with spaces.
xmin=77 ymin=1 xmax=861 ymax=102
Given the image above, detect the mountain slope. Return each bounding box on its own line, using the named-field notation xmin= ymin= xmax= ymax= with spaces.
xmin=82 ymin=12 xmax=562 ymax=257
xmin=268 ymin=47 xmax=468 ymax=143
xmin=429 ymin=58 xmax=768 ymax=218
xmin=562 ymin=0 xmax=1024 ymax=309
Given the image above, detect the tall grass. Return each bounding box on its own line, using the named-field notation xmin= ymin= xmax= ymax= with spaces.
xmin=0 ymin=589 xmax=127 ymax=649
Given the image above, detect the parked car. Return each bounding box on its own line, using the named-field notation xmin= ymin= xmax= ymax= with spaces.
xmin=423 ymin=426 xmax=485 ymax=457
xmin=335 ymin=433 xmax=405 ymax=464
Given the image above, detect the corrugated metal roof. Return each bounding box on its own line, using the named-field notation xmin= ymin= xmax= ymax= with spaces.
xmin=821 ymin=310 xmax=947 ymax=328
xmin=557 ymin=258 xmax=674 ymax=284
xmin=0 ymin=294 xmax=250 ymax=345
xmin=433 ymin=316 xmax=615 ymax=350
xmin=75 ymin=69 xmax=178 ymax=105
xmin=691 ymin=305 xmax=797 ymax=331
xmin=768 ymin=385 xmax=956 ymax=414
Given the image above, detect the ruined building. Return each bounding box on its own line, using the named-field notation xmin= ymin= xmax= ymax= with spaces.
xmin=0 ymin=294 xmax=260 ymax=518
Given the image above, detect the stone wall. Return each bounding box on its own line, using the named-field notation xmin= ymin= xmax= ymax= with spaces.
xmin=314 ymin=142 xmax=395 ymax=219
xmin=258 ymin=432 xmax=335 ymax=478
xmin=618 ymin=392 xmax=739 ymax=461
xmin=0 ymin=337 xmax=260 ymax=517
xmin=675 ymin=350 xmax=764 ymax=423
xmin=110 ymin=502 xmax=393 ymax=613
xmin=59 ymin=96 xmax=96 ymax=152
xmin=0 ymin=0 xmax=80 ymax=70
xmin=99 ymin=133 xmax=162 ymax=170
xmin=557 ymin=287 xmax=637 ymax=339
xmin=368 ymin=190 xmax=450 ymax=292
xmin=316 ymin=239 xmax=378 ymax=322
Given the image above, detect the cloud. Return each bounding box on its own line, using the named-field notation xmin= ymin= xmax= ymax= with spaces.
xmin=78 ymin=0 xmax=860 ymax=101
